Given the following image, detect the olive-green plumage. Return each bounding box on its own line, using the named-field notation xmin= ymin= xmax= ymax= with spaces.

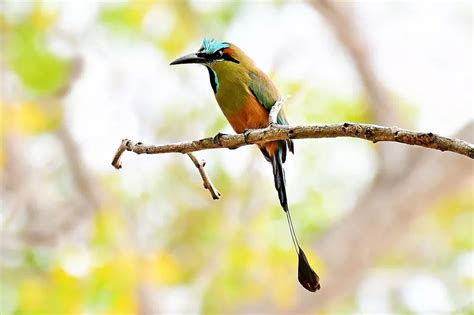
xmin=210 ymin=43 xmax=294 ymax=162
xmin=212 ymin=46 xmax=283 ymax=116
xmin=170 ymin=38 xmax=320 ymax=292
xmin=212 ymin=44 xmax=278 ymax=111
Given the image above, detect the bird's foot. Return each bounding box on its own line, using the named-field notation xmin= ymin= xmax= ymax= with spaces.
xmin=268 ymin=122 xmax=279 ymax=128
xmin=213 ymin=132 xmax=229 ymax=145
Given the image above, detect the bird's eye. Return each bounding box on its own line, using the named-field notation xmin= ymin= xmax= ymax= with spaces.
xmin=214 ymin=50 xmax=224 ymax=58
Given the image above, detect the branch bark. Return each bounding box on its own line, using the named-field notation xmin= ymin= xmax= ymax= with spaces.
xmin=186 ymin=153 xmax=221 ymax=200
xmin=111 ymin=123 xmax=473 ymax=166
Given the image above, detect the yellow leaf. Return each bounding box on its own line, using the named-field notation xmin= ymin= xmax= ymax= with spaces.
xmin=111 ymin=294 xmax=138 ymax=315
xmin=114 ymin=252 xmax=138 ymax=288
xmin=130 ymin=0 xmax=155 ymax=27
xmin=32 ymin=5 xmax=58 ymax=31
xmin=18 ymin=102 xmax=47 ymax=133
xmin=270 ymin=265 xmax=297 ymax=309
xmin=53 ymin=263 xmax=79 ymax=284
xmin=306 ymin=249 xmax=326 ymax=278
xmin=0 ymin=149 xmax=4 ymax=171
xmin=151 ymin=252 xmax=182 ymax=285
xmin=50 ymin=264 xmax=83 ymax=313
xmin=0 ymin=102 xmax=8 ymax=137
xmin=13 ymin=102 xmax=62 ymax=135
xmin=19 ymin=278 xmax=49 ymax=313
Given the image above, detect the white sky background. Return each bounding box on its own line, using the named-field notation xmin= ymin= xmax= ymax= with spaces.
xmin=3 ymin=1 xmax=472 ymax=312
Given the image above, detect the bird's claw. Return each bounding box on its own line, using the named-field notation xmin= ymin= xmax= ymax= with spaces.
xmin=213 ymin=132 xmax=228 ymax=145
xmin=243 ymin=128 xmax=253 ymax=144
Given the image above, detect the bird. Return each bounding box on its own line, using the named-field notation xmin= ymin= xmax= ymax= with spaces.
xmin=170 ymin=38 xmax=320 ymax=292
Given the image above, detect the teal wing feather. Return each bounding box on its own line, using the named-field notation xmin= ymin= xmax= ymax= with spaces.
xmin=248 ymin=71 xmax=279 ymax=110
xmin=248 ymin=71 xmax=290 ymax=125
xmin=248 ymin=70 xmax=294 ymax=160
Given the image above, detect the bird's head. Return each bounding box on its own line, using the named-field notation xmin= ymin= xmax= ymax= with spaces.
xmin=170 ymin=38 xmax=242 ymax=67
xmin=170 ymin=38 xmax=253 ymax=94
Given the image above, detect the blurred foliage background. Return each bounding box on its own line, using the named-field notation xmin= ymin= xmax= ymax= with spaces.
xmin=0 ymin=0 xmax=472 ymax=314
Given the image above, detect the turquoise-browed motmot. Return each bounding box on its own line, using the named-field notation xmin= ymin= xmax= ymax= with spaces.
xmin=171 ymin=38 xmax=320 ymax=292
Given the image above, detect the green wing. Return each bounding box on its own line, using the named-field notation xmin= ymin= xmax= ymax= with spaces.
xmin=249 ymin=70 xmax=294 ymax=158
xmin=249 ymin=71 xmax=289 ymax=125
xmin=249 ymin=71 xmax=279 ymax=110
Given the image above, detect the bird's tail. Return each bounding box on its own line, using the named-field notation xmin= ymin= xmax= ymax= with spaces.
xmin=270 ymin=149 xmax=321 ymax=292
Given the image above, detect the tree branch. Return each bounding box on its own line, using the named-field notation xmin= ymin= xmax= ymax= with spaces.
xmin=111 ymin=123 xmax=473 ymax=166
xmin=111 ymin=139 xmax=222 ymax=199
xmin=186 ymin=153 xmax=221 ymax=200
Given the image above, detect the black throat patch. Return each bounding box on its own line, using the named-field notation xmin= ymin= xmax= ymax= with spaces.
xmin=206 ymin=66 xmax=218 ymax=94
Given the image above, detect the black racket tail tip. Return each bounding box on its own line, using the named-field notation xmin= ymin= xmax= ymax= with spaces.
xmin=297 ymin=246 xmax=321 ymax=292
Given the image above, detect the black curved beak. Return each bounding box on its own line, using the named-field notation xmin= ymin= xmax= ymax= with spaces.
xmin=170 ymin=53 xmax=207 ymax=66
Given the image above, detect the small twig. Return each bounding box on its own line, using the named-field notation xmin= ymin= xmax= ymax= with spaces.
xmin=269 ymin=95 xmax=289 ymax=124
xmin=111 ymin=139 xmax=130 ymax=169
xmin=111 ymin=140 xmax=221 ymax=199
xmin=186 ymin=153 xmax=221 ymax=200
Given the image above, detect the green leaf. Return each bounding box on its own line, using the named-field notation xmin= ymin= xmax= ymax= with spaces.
xmin=6 ymin=21 xmax=71 ymax=95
